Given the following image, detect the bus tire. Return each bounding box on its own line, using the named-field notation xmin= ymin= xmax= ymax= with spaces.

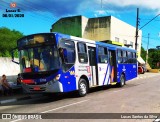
xmin=118 ymin=74 xmax=125 ymax=87
xmin=78 ymin=79 xmax=88 ymax=97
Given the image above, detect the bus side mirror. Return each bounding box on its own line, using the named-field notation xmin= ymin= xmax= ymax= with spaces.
xmin=11 ymin=48 xmax=19 ymax=64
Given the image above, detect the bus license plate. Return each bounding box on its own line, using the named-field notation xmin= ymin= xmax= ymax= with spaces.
xmin=34 ymin=86 xmax=40 ymax=90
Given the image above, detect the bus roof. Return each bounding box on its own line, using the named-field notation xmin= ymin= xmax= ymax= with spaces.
xmin=17 ymin=32 xmax=136 ymax=53
xmin=96 ymin=41 xmax=136 ymax=52
xmin=55 ymin=32 xmax=136 ymax=52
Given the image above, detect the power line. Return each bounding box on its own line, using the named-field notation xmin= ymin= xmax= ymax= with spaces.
xmin=140 ymin=18 xmax=160 ymax=21
xmin=139 ymin=14 xmax=160 ymax=30
xmin=142 ymin=35 xmax=160 ymax=40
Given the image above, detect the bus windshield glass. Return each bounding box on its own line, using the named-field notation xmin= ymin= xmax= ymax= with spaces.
xmin=18 ymin=34 xmax=60 ymax=73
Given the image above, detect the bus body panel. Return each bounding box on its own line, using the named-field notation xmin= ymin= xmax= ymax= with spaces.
xmin=59 ymin=66 xmax=77 ymax=92
xmin=70 ymin=36 xmax=96 ymax=88
xmin=97 ymin=63 xmax=111 ymax=85
xmin=117 ymin=63 xmax=137 ymax=82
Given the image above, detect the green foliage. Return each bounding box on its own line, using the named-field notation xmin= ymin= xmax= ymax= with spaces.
xmin=0 ymin=27 xmax=23 ymax=57
xmin=141 ymin=46 xmax=160 ymax=69
xmin=148 ymin=49 xmax=160 ymax=69
xmin=141 ymin=46 xmax=146 ymax=61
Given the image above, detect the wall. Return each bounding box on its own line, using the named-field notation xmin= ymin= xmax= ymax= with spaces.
xmin=81 ymin=16 xmax=89 ymax=38
xmin=0 ymin=57 xmax=20 ymax=82
xmin=110 ymin=16 xmax=142 ymax=53
xmin=51 ymin=16 xmax=82 ymax=37
xmin=82 ymin=17 xmax=111 ymax=41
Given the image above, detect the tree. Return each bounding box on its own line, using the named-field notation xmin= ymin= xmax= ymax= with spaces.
xmin=140 ymin=46 xmax=160 ymax=69
xmin=148 ymin=49 xmax=160 ymax=69
xmin=0 ymin=27 xmax=23 ymax=57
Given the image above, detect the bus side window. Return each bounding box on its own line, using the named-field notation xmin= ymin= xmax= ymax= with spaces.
xmin=117 ymin=50 xmax=123 ymax=63
xmin=77 ymin=43 xmax=88 ymax=63
xmin=133 ymin=52 xmax=137 ymax=63
xmin=59 ymin=39 xmax=76 ymax=64
xmin=123 ymin=51 xmax=127 ymax=63
xmin=59 ymin=39 xmax=76 ymax=72
xmin=127 ymin=51 xmax=132 ymax=63
xmin=98 ymin=46 xmax=108 ymax=63
xmin=130 ymin=52 xmax=134 ymax=63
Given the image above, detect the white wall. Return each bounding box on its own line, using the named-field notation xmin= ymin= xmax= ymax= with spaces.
xmin=110 ymin=16 xmax=142 ymax=53
xmin=0 ymin=57 xmax=20 ymax=82
xmin=81 ymin=16 xmax=89 ymax=37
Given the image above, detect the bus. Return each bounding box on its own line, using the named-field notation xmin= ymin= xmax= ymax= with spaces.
xmin=12 ymin=32 xmax=137 ymax=97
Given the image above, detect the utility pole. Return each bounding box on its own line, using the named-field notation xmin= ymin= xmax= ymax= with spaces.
xmin=135 ymin=8 xmax=139 ymax=50
xmin=101 ymin=0 xmax=102 ymax=8
xmin=135 ymin=9 xmax=160 ymax=51
xmin=146 ymin=33 xmax=150 ymax=64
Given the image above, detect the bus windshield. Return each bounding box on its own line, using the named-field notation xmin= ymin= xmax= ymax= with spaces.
xmin=17 ymin=34 xmax=60 ymax=73
xmin=20 ymin=45 xmax=60 ymax=73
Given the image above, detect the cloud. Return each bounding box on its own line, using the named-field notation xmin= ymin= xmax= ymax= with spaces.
xmin=94 ymin=10 xmax=107 ymax=17
xmin=96 ymin=0 xmax=160 ymax=13
xmin=96 ymin=10 xmax=107 ymax=15
xmin=1 ymin=0 xmax=159 ymax=18
xmin=0 ymin=0 xmax=86 ymax=17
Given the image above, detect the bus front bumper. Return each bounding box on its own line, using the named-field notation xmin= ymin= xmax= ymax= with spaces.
xmin=22 ymin=80 xmax=63 ymax=93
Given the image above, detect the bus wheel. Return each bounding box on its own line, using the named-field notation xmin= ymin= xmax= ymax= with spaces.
xmin=78 ymin=79 xmax=88 ymax=97
xmin=118 ymin=74 xmax=125 ymax=87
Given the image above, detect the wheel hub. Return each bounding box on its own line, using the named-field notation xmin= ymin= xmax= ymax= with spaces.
xmin=80 ymin=83 xmax=86 ymax=94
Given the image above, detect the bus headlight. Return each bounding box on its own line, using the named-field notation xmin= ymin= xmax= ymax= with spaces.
xmin=53 ymin=74 xmax=61 ymax=81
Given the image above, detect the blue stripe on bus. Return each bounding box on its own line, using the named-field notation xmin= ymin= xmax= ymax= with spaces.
xmin=103 ymin=64 xmax=109 ymax=85
xmin=106 ymin=65 xmax=111 ymax=85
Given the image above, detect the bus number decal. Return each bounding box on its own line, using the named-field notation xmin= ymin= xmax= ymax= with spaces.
xmin=69 ymin=71 xmax=75 ymax=75
xmin=40 ymin=79 xmax=46 ymax=82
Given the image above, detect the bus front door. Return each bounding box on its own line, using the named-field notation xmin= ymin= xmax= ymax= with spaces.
xmin=88 ymin=46 xmax=98 ymax=86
